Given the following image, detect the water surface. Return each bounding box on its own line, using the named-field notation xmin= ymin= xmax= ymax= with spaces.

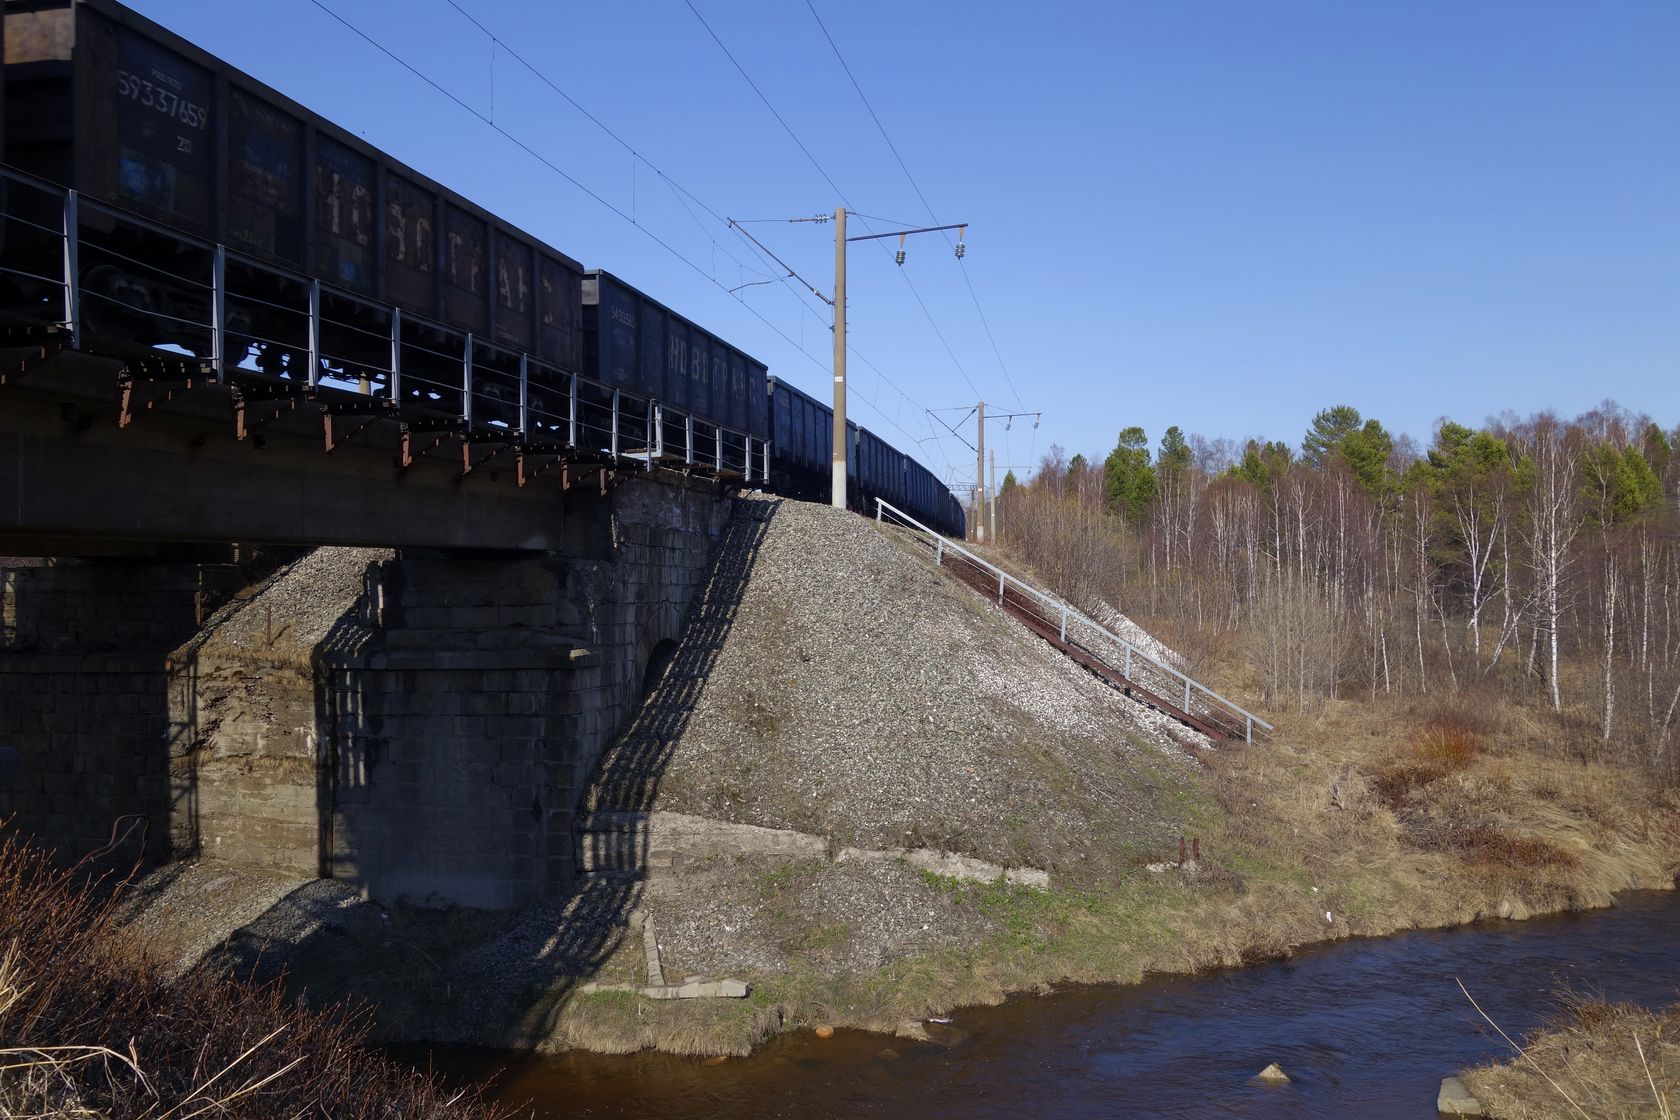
xmin=414 ymin=890 xmax=1680 ymax=1118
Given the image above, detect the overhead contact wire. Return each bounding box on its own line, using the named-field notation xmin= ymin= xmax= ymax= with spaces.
xmin=308 ymin=0 xmax=938 ymax=461
xmin=805 ymin=0 xmax=1025 ymax=411
xmin=685 ymin=0 xmax=986 ymax=407
xmin=442 ymin=0 xmax=955 ymax=472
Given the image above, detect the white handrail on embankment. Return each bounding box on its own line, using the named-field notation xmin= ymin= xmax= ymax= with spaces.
xmin=873 ymin=497 xmax=1274 ymax=745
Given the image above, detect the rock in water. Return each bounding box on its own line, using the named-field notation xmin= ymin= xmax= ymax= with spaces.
xmin=1436 ymin=1077 xmax=1485 ymax=1116
xmin=1255 ymin=1063 xmax=1291 ymax=1084
xmin=894 ymin=1020 xmax=931 ymax=1043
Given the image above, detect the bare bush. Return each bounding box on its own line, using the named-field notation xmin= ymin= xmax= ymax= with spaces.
xmin=0 ymin=833 xmax=500 ymax=1120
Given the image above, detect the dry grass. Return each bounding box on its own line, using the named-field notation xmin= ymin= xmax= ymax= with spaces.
xmin=0 ymin=833 xmax=501 ymax=1120
xmin=1413 ymin=716 xmax=1491 ymax=768
xmin=560 ymin=686 xmax=1680 ymax=1057
xmin=1462 ymin=992 xmax=1679 ymax=1119
xmin=1370 ymin=714 xmax=1487 ymax=810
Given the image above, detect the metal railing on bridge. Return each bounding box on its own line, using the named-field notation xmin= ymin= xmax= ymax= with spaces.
xmin=874 ymin=498 xmax=1274 ymax=745
xmin=0 ymin=164 xmax=769 ymax=482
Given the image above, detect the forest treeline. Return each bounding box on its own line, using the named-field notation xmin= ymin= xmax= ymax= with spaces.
xmin=995 ymin=401 xmax=1680 ymax=776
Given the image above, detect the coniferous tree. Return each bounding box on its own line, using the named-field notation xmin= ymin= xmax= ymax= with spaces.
xmin=1302 ymin=405 xmax=1364 ymax=468
xmin=1103 ymin=427 xmax=1157 ymax=525
xmin=1338 ymin=419 xmax=1395 ymax=498
xmin=1159 ymin=426 xmax=1192 ymax=474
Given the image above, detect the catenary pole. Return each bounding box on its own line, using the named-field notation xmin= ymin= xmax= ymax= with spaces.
xmin=989 ymin=447 xmax=997 ymax=543
xmin=788 ymin=210 xmax=969 ymax=511
xmin=975 ymin=400 xmax=985 ymax=542
xmin=831 ymin=207 xmax=848 ymax=509
xmin=932 ymin=401 xmax=1040 ymax=542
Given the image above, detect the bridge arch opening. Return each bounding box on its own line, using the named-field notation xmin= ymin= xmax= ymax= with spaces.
xmin=641 ymin=639 xmax=677 ymax=698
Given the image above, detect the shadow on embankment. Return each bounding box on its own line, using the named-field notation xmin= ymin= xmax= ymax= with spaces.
xmin=191 ymin=496 xmax=779 ymax=1052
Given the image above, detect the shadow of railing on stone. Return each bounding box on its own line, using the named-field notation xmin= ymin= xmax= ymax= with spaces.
xmin=578 ymin=496 xmax=778 ymax=879
xmin=471 ymin=495 xmax=779 ymax=1046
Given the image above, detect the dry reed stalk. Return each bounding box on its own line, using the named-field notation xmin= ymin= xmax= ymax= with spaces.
xmin=1456 ymin=978 xmax=1591 ymax=1120
xmin=1636 ymin=1032 xmax=1672 ymax=1120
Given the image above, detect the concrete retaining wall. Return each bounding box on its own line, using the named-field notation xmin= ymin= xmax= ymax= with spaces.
xmin=575 ymin=809 xmax=1051 ymax=888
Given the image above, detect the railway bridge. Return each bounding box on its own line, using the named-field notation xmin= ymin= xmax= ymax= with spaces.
xmin=0 ymin=0 xmax=973 ymax=911
xmin=0 ymin=451 xmax=736 ymax=910
xmin=0 ymin=166 xmax=1270 ymax=912
xmin=0 ymin=221 xmax=755 ymax=908
xmin=0 ymin=168 xmax=769 ymax=909
xmin=0 ymin=171 xmax=766 ymax=558
xmin=0 ymin=0 xmax=1262 ymax=908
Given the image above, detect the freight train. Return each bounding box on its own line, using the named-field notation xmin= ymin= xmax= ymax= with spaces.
xmin=0 ymin=0 xmax=966 ymax=538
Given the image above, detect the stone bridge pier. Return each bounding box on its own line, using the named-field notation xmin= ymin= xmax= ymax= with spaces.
xmin=1 ymin=475 xmax=734 ymax=909
xmin=0 ymin=554 xmax=242 ymax=865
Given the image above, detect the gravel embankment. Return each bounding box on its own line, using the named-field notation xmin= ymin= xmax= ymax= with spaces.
xmin=649 ymin=854 xmax=994 ymax=979
xmin=178 ymin=546 xmax=391 ymax=664
xmin=591 ymin=494 xmax=1204 ymax=883
xmin=117 ymin=861 xmax=312 ymax=979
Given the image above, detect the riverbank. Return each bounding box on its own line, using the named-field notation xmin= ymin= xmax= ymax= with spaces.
xmin=409 ymin=889 xmax=1680 ymax=1120
xmin=107 ymin=501 xmax=1680 ymax=1061
xmin=1461 ymin=995 xmax=1680 ymax=1118
xmin=114 ymin=681 xmax=1680 ymax=1061
xmin=530 ymin=687 xmax=1678 ymax=1055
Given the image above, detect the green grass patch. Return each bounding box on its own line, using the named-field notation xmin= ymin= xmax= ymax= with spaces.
xmin=566 ymin=987 xmax=641 ymax=1012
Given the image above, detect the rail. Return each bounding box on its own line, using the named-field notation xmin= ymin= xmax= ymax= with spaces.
xmin=0 ymin=163 xmax=767 ymax=480
xmin=874 ymin=498 xmax=1273 ymax=744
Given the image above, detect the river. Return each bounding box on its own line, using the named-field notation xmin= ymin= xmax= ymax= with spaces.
xmin=408 ymin=889 xmax=1680 ymax=1118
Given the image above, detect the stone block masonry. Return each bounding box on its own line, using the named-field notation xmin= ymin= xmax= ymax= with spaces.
xmin=320 ymin=476 xmax=732 ymax=908
xmin=0 ymin=560 xmax=217 ymax=864
xmin=5 ymin=475 xmax=731 ymax=906
xmin=134 ymin=475 xmax=732 ymax=908
xmin=166 ymin=654 xmax=321 ymax=876
xmin=2 ymin=561 xmax=203 ymax=653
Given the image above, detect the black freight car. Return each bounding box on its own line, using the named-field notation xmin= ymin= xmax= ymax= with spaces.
xmin=906 ymin=456 xmax=957 ymax=536
xmin=854 ymin=428 xmax=895 ymax=515
xmin=768 ymin=373 xmax=966 ymax=536
xmin=0 ymin=0 xmax=944 ymax=512
xmin=766 ymin=374 xmax=833 ymax=503
xmin=0 ymin=0 xmax=598 ymax=447
xmin=766 ymin=374 xmax=860 ymax=506
xmin=581 ymin=269 xmax=766 ymax=476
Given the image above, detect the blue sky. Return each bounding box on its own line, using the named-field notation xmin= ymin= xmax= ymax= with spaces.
xmin=131 ymin=0 xmax=1679 ymax=487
